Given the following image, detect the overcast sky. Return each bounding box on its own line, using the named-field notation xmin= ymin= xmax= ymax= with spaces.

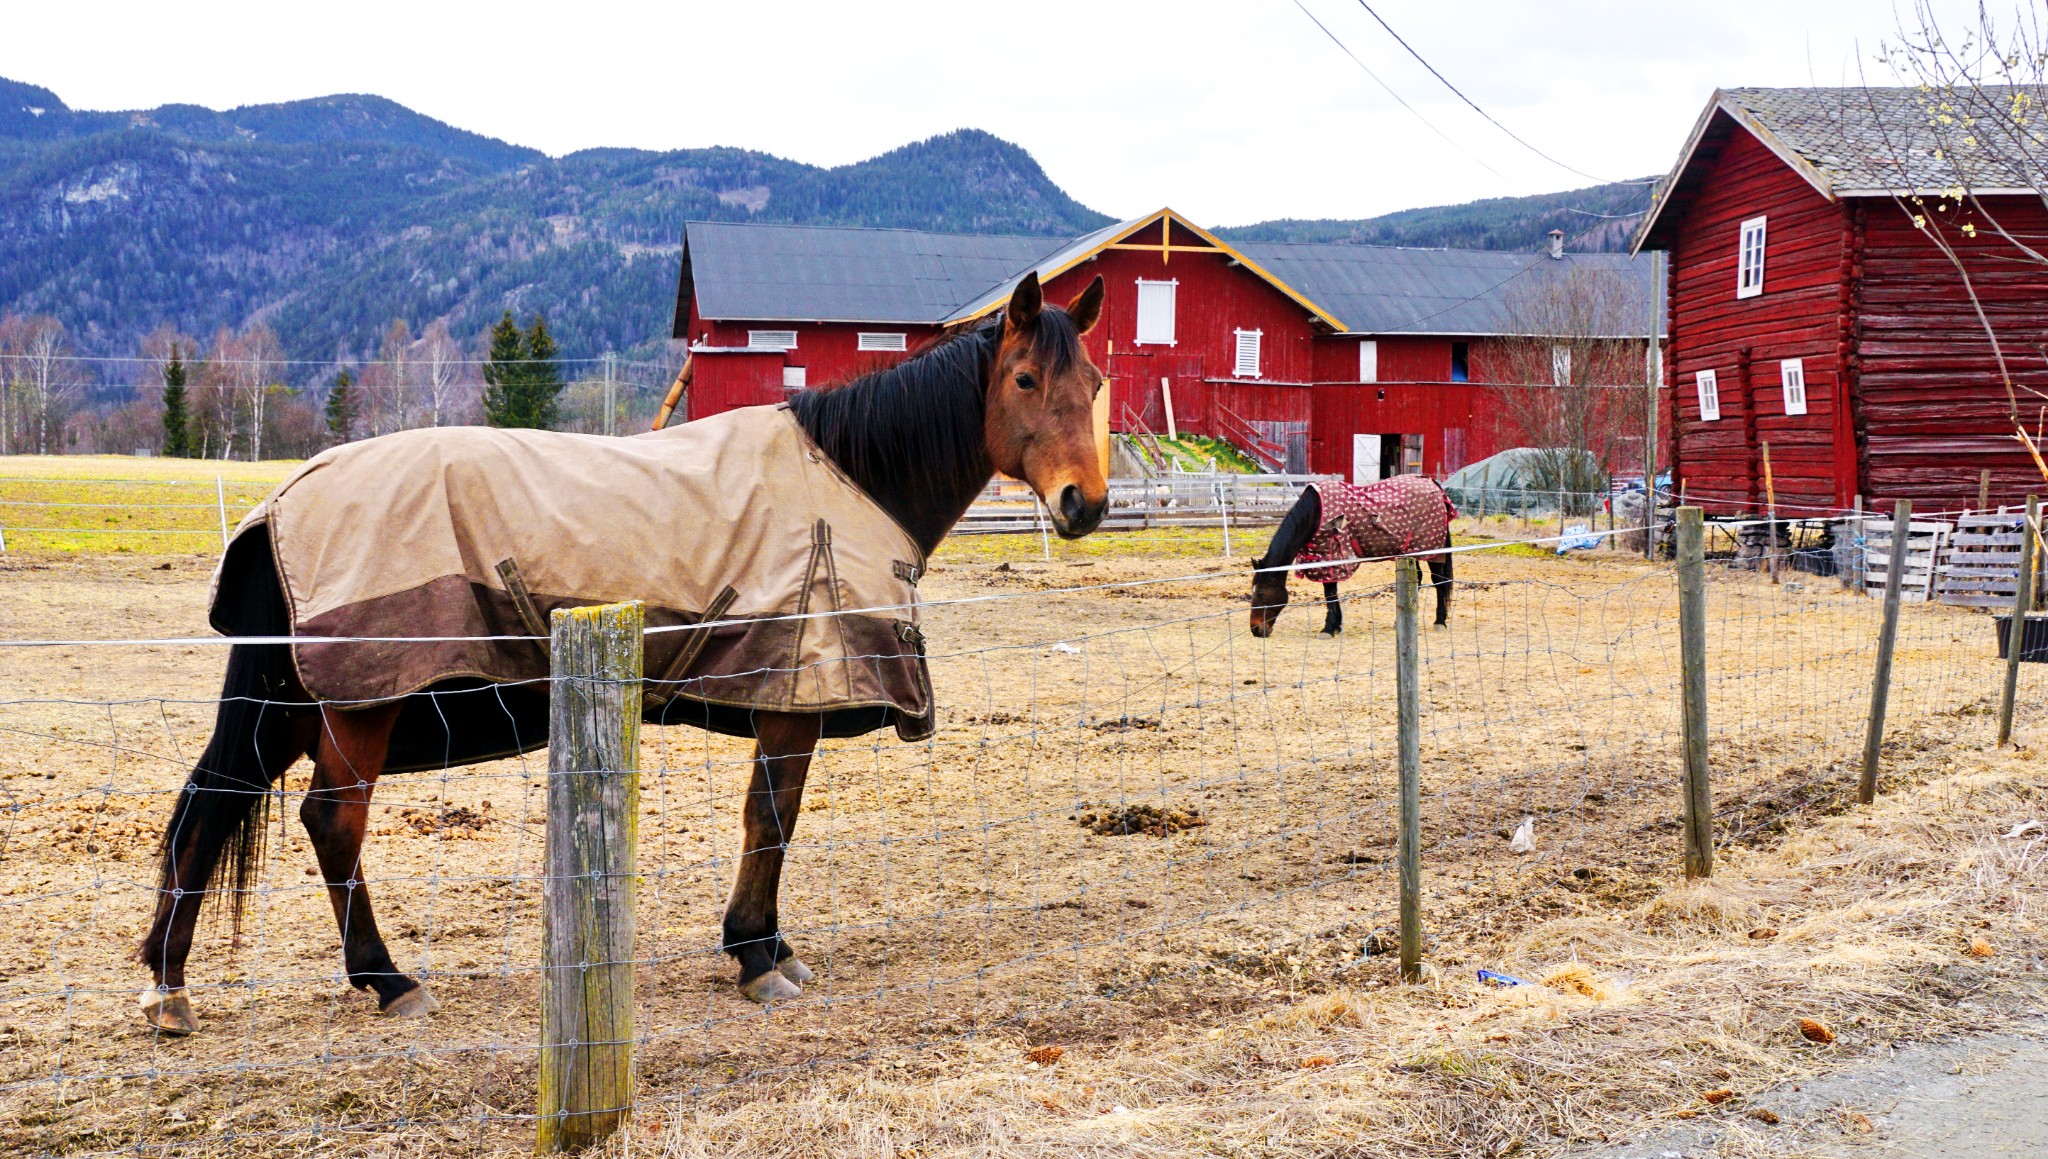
xmin=1 ymin=0 xmax=1991 ymax=225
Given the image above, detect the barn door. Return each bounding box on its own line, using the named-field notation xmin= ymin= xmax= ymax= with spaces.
xmin=1352 ymin=434 xmax=1382 ymax=484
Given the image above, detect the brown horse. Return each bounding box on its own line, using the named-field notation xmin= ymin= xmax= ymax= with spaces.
xmin=1248 ymin=476 xmax=1454 ymax=637
xmin=137 ymin=272 xmax=1108 ymax=1033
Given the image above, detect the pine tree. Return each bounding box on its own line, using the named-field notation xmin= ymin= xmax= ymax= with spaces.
xmin=325 ymin=368 xmax=358 ymax=443
xmin=481 ymin=311 xmax=527 ymax=428
xmin=481 ymin=311 xmax=564 ymax=429
xmin=161 ymin=344 xmax=192 ymax=458
xmin=521 ymin=315 xmax=563 ymax=431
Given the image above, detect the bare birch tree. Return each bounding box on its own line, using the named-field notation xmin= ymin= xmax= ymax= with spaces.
xmin=1497 ymin=265 xmax=1646 ymax=514
xmin=420 ymin=318 xmax=464 ymax=427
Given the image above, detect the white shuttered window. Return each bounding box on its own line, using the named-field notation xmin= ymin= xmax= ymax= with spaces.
xmin=1359 ymin=339 xmax=1378 ymax=383
xmin=1696 ymin=369 xmax=1721 ymax=422
xmin=750 ymin=330 xmax=798 ymax=350
xmin=782 ymin=366 xmax=807 ymax=390
xmin=1135 ymin=279 xmax=1177 ymax=346
xmin=1780 ymin=358 xmax=1808 ymax=415
xmin=1234 ymin=329 xmax=1262 ymax=377
xmin=857 ymin=332 xmax=907 ymax=352
xmin=1736 ymin=216 xmax=1767 ymax=299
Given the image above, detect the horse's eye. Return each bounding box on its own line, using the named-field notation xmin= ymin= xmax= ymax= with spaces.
xmin=1015 ymin=372 xmax=1038 ymax=391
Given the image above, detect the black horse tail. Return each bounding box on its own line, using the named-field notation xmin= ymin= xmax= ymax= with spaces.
xmin=145 ymin=534 xmax=306 ymax=950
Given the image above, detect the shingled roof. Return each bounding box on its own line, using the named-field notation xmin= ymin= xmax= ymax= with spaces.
xmin=1635 ymin=85 xmax=2048 ymax=252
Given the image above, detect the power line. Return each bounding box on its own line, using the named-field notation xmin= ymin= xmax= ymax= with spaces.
xmin=1350 ymin=0 xmax=1650 ymax=187
xmin=1288 ymin=0 xmax=1655 ymax=221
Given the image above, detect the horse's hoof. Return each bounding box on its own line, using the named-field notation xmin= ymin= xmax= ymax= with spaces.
xmin=380 ymin=986 xmax=440 ymax=1018
xmin=139 ymin=986 xmax=201 ymax=1036
xmin=777 ymin=957 xmax=815 ymax=985
xmin=741 ymin=970 xmax=802 ymax=1004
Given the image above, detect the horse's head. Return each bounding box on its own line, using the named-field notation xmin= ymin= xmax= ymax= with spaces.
xmin=1248 ymin=557 xmax=1290 ymax=638
xmin=985 ymin=272 xmax=1108 ymax=538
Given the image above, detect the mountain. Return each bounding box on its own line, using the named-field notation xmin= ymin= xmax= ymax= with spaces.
xmin=0 ymin=77 xmax=1111 ymax=366
xmin=1 ymin=75 xmax=1656 ymax=370
xmin=1216 ymin=180 xmax=1656 ymax=253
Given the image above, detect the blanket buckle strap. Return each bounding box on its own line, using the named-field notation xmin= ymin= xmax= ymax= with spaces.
xmin=494 ymin=557 xmax=550 ymax=659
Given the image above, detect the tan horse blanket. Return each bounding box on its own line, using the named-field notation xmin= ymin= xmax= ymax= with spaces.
xmin=213 ymin=404 xmax=933 ymax=743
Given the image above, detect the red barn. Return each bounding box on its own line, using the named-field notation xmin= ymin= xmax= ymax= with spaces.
xmin=1635 ymin=86 xmax=2048 ymax=515
xmin=673 ymin=209 xmax=1656 ymax=481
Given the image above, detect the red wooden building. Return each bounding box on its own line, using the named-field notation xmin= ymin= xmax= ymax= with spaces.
xmin=1635 ymin=86 xmax=2048 ymax=515
xmin=673 ymin=209 xmax=1656 ymax=480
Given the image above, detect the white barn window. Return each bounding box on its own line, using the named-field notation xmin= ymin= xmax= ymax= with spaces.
xmin=1696 ymin=369 xmax=1721 ymax=422
xmin=750 ymin=329 xmax=798 ymax=351
xmin=1134 ymin=279 xmax=1177 ymax=346
xmin=1359 ymin=339 xmax=1378 ymax=383
xmin=857 ymin=332 xmax=907 ymax=352
xmin=1736 ymin=216 xmax=1767 ymax=299
xmin=1234 ymin=329 xmax=1262 ymax=377
xmin=1780 ymin=358 xmax=1808 ymax=415
xmin=1550 ymin=344 xmax=1572 ymax=386
xmin=782 ymin=365 xmax=807 ymax=390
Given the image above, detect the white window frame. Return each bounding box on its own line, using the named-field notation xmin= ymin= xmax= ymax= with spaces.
xmin=1359 ymin=339 xmax=1378 ymax=383
xmin=857 ymin=331 xmax=907 ymax=352
xmin=1233 ymin=328 xmax=1263 ymax=378
xmin=781 ymin=365 xmax=807 ymax=390
xmin=750 ymin=329 xmax=798 ymax=351
xmin=1736 ymin=216 xmax=1767 ymax=299
xmin=1134 ymin=278 xmax=1178 ymax=346
xmin=1696 ymin=368 xmax=1722 ymax=422
xmin=1780 ymin=357 xmax=1808 ymax=416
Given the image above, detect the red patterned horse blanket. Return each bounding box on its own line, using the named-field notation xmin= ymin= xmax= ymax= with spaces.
xmin=1295 ymin=475 xmax=1457 ymax=584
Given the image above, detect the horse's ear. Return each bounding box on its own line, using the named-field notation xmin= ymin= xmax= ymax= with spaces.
xmin=1006 ymin=272 xmax=1043 ymax=332
xmin=1066 ymin=275 xmax=1105 ymax=334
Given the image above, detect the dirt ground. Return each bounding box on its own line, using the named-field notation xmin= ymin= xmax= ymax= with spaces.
xmin=0 ymin=529 xmax=2039 ymax=1156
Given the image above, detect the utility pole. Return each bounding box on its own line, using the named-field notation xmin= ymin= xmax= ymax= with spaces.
xmin=1644 ymin=249 xmax=1664 ymax=560
xmin=603 ymin=352 xmax=616 ymax=436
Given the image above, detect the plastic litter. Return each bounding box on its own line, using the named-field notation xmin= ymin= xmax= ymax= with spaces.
xmin=1477 ymin=969 xmax=1528 ymax=987
xmin=1509 ymin=816 xmax=1536 ymax=853
xmin=1052 ymin=641 xmax=1081 ymax=654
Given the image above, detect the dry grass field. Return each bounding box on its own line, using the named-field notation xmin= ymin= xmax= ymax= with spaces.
xmin=0 ymin=466 xmax=2041 ymax=1157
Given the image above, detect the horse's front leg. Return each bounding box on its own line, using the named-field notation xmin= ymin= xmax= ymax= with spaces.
xmin=1320 ymin=581 xmax=1343 ymax=635
xmin=724 ymin=711 xmax=824 ymax=1003
xmin=300 ymin=702 xmax=435 ymax=1015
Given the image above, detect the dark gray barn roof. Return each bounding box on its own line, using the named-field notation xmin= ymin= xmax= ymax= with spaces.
xmin=675 ymin=214 xmax=1663 ymax=338
xmin=674 ymin=221 xmax=1061 ymax=330
xmin=1235 ymin=242 xmax=1660 ymax=336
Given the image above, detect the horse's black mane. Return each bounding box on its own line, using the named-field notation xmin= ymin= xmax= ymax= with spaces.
xmin=788 ymin=306 xmax=1085 ymax=553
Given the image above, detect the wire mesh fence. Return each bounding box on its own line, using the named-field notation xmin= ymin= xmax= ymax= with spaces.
xmin=0 ymin=524 xmax=2037 ymax=1155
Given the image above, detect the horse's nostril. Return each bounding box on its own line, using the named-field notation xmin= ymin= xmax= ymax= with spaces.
xmin=1059 ymin=484 xmax=1085 ymax=525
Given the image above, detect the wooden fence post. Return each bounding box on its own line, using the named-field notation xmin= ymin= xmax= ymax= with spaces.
xmin=1997 ymin=495 xmax=2040 ymax=747
xmin=1860 ymin=499 xmax=1910 ymax=804
xmin=1675 ymin=507 xmax=1713 ymax=879
xmin=538 ymin=601 xmax=644 ymax=1153
xmin=1394 ymin=556 xmax=1424 ymax=981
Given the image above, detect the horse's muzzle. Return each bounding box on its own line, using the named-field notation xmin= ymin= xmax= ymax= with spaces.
xmin=1050 ymin=483 xmax=1105 ymax=538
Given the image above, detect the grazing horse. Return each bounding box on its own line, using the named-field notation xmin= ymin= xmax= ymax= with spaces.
xmin=1248 ymin=474 xmax=1455 ymax=637
xmin=137 ymin=272 xmax=1109 ymax=1033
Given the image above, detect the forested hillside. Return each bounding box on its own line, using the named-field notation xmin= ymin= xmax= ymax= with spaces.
xmin=1217 ymin=181 xmax=1655 ymax=252
xmin=0 ymin=77 xmax=1109 ymax=364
